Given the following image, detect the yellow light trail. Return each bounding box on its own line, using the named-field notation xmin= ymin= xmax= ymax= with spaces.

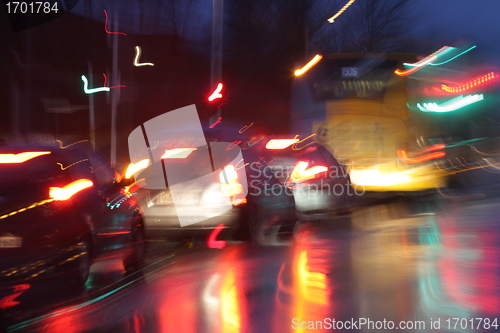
xmin=294 ymin=55 xmax=322 ymax=76
xmin=327 ymin=0 xmax=357 ymax=23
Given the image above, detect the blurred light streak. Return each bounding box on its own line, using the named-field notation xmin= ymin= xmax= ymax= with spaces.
xmin=57 ymin=140 xmax=88 ymax=149
xmin=0 ymin=284 xmax=30 ymax=309
xmin=208 ymin=83 xmax=223 ymax=101
xmin=103 ymin=10 xmax=127 ymax=35
xmin=81 ymin=75 xmax=110 ymax=94
xmin=442 ymin=72 xmax=497 ymax=93
xmin=209 ymin=117 xmax=223 ymax=128
xmin=395 ymin=46 xmax=454 ymax=76
xmin=292 ymin=134 xmax=316 ymax=150
xmin=133 ymin=46 xmax=154 ymax=66
xmin=130 ymin=309 xmax=146 ymax=333
xmin=234 ymin=159 xmax=249 ymax=170
xmin=349 ymin=167 xmax=412 ymax=186
xmin=418 ymin=261 xmax=471 ymax=321
xmin=0 ymin=151 xmax=50 ymax=163
xmin=161 ymin=148 xmax=197 ymax=159
xmin=481 ymin=158 xmax=500 ymax=170
xmin=446 ymin=159 xmax=463 ymax=172
xmin=417 ymin=143 xmax=446 ymax=154
xmin=397 ymin=150 xmax=445 ymax=163
xmin=327 ymin=0 xmax=357 ymax=23
xmin=456 ymin=157 xmax=469 ymax=169
xmin=416 ymin=94 xmax=483 ymax=112
xmin=57 ymin=159 xmax=89 ymax=170
xmin=96 ymin=231 xmax=132 ymax=236
xmin=102 ymin=73 xmax=126 ymax=89
xmin=49 ymin=179 xmax=93 ymax=201
xmin=276 ymin=264 xmax=293 ymax=294
xmin=266 ymin=139 xmax=300 ymax=150
xmin=125 ymin=159 xmax=150 ymax=179
xmin=8 ymin=255 xmax=178 ymax=332
xmin=445 ymin=138 xmax=485 ymax=148
xmin=294 ymin=55 xmax=322 ymax=76
xmin=238 ymin=123 xmax=253 ymax=133
xmin=207 ymin=224 xmax=226 ymax=249
xmin=0 ymin=199 xmax=54 ymax=220
xmin=430 ymin=45 xmax=476 ymax=66
xmin=437 ymin=216 xmax=500 ymax=316
xmin=220 ymin=270 xmax=241 ymax=333
xmin=297 ymin=251 xmax=327 ymax=304
xmin=203 ymin=273 xmax=221 ymax=306
xmin=469 ymin=145 xmax=500 ymax=156
xmin=289 ymin=161 xmax=328 ymax=182
xmin=247 ymin=136 xmax=264 ymax=146
xmin=225 ymin=141 xmax=241 ymax=150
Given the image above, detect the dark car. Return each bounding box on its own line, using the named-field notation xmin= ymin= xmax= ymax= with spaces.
xmin=285 ymin=143 xmax=354 ymax=220
xmin=0 ymin=143 xmax=145 ymax=291
xmin=239 ymin=133 xmax=353 ymax=220
xmin=125 ymin=119 xmax=296 ymax=246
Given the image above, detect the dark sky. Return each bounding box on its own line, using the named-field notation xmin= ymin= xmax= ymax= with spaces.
xmin=67 ymin=0 xmax=500 ymax=63
xmin=407 ymin=0 xmax=500 ymax=64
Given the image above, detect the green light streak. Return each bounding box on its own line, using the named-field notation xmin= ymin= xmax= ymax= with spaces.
xmin=417 ymin=94 xmax=484 ymax=112
xmin=430 ymin=45 xmax=476 ymax=66
xmin=81 ymin=75 xmax=110 ymax=94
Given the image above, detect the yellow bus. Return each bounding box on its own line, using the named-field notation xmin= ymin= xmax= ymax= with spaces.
xmin=290 ymin=53 xmax=446 ymax=191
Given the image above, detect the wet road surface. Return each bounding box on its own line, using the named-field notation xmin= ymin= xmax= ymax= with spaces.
xmin=2 ymin=191 xmax=500 ymax=333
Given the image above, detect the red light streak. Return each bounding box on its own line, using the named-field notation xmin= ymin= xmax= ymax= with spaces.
xmin=209 ymin=117 xmax=222 ymax=128
xmin=442 ymin=72 xmax=497 ymax=93
xmin=207 ymin=224 xmax=226 ymax=249
xmin=0 ymin=284 xmax=30 ymax=309
xmin=104 ymin=10 xmax=127 ymax=36
xmin=102 ymin=73 xmax=126 ymax=89
xmin=96 ymin=231 xmax=132 ymax=236
xmin=225 ymin=141 xmax=242 ymax=150
xmin=397 ymin=150 xmax=445 ymax=163
xmin=208 ymin=83 xmax=223 ymax=101
xmin=416 ymin=144 xmax=446 ymax=154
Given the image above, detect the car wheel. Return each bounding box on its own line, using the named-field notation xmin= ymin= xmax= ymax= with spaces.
xmin=123 ymin=224 xmax=146 ymax=272
xmin=249 ymin=207 xmax=293 ymax=246
xmin=66 ymin=237 xmax=91 ymax=288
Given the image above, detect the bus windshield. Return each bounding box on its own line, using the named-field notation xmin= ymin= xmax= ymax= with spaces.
xmin=307 ymin=57 xmax=400 ymax=101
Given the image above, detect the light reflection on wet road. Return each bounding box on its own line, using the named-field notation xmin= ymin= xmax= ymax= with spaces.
xmin=3 ymin=195 xmax=500 ymax=333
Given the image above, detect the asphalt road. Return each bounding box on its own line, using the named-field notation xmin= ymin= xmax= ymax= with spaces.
xmin=3 ymin=190 xmax=500 ymax=333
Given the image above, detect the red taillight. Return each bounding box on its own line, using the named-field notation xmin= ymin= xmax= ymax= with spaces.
xmin=208 ymin=83 xmax=223 ymax=101
xmin=0 ymin=151 xmax=51 ymax=163
xmin=289 ymin=161 xmax=328 ymax=183
xmin=265 ymin=139 xmax=299 ymax=150
xmin=49 ymin=179 xmax=93 ymax=201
